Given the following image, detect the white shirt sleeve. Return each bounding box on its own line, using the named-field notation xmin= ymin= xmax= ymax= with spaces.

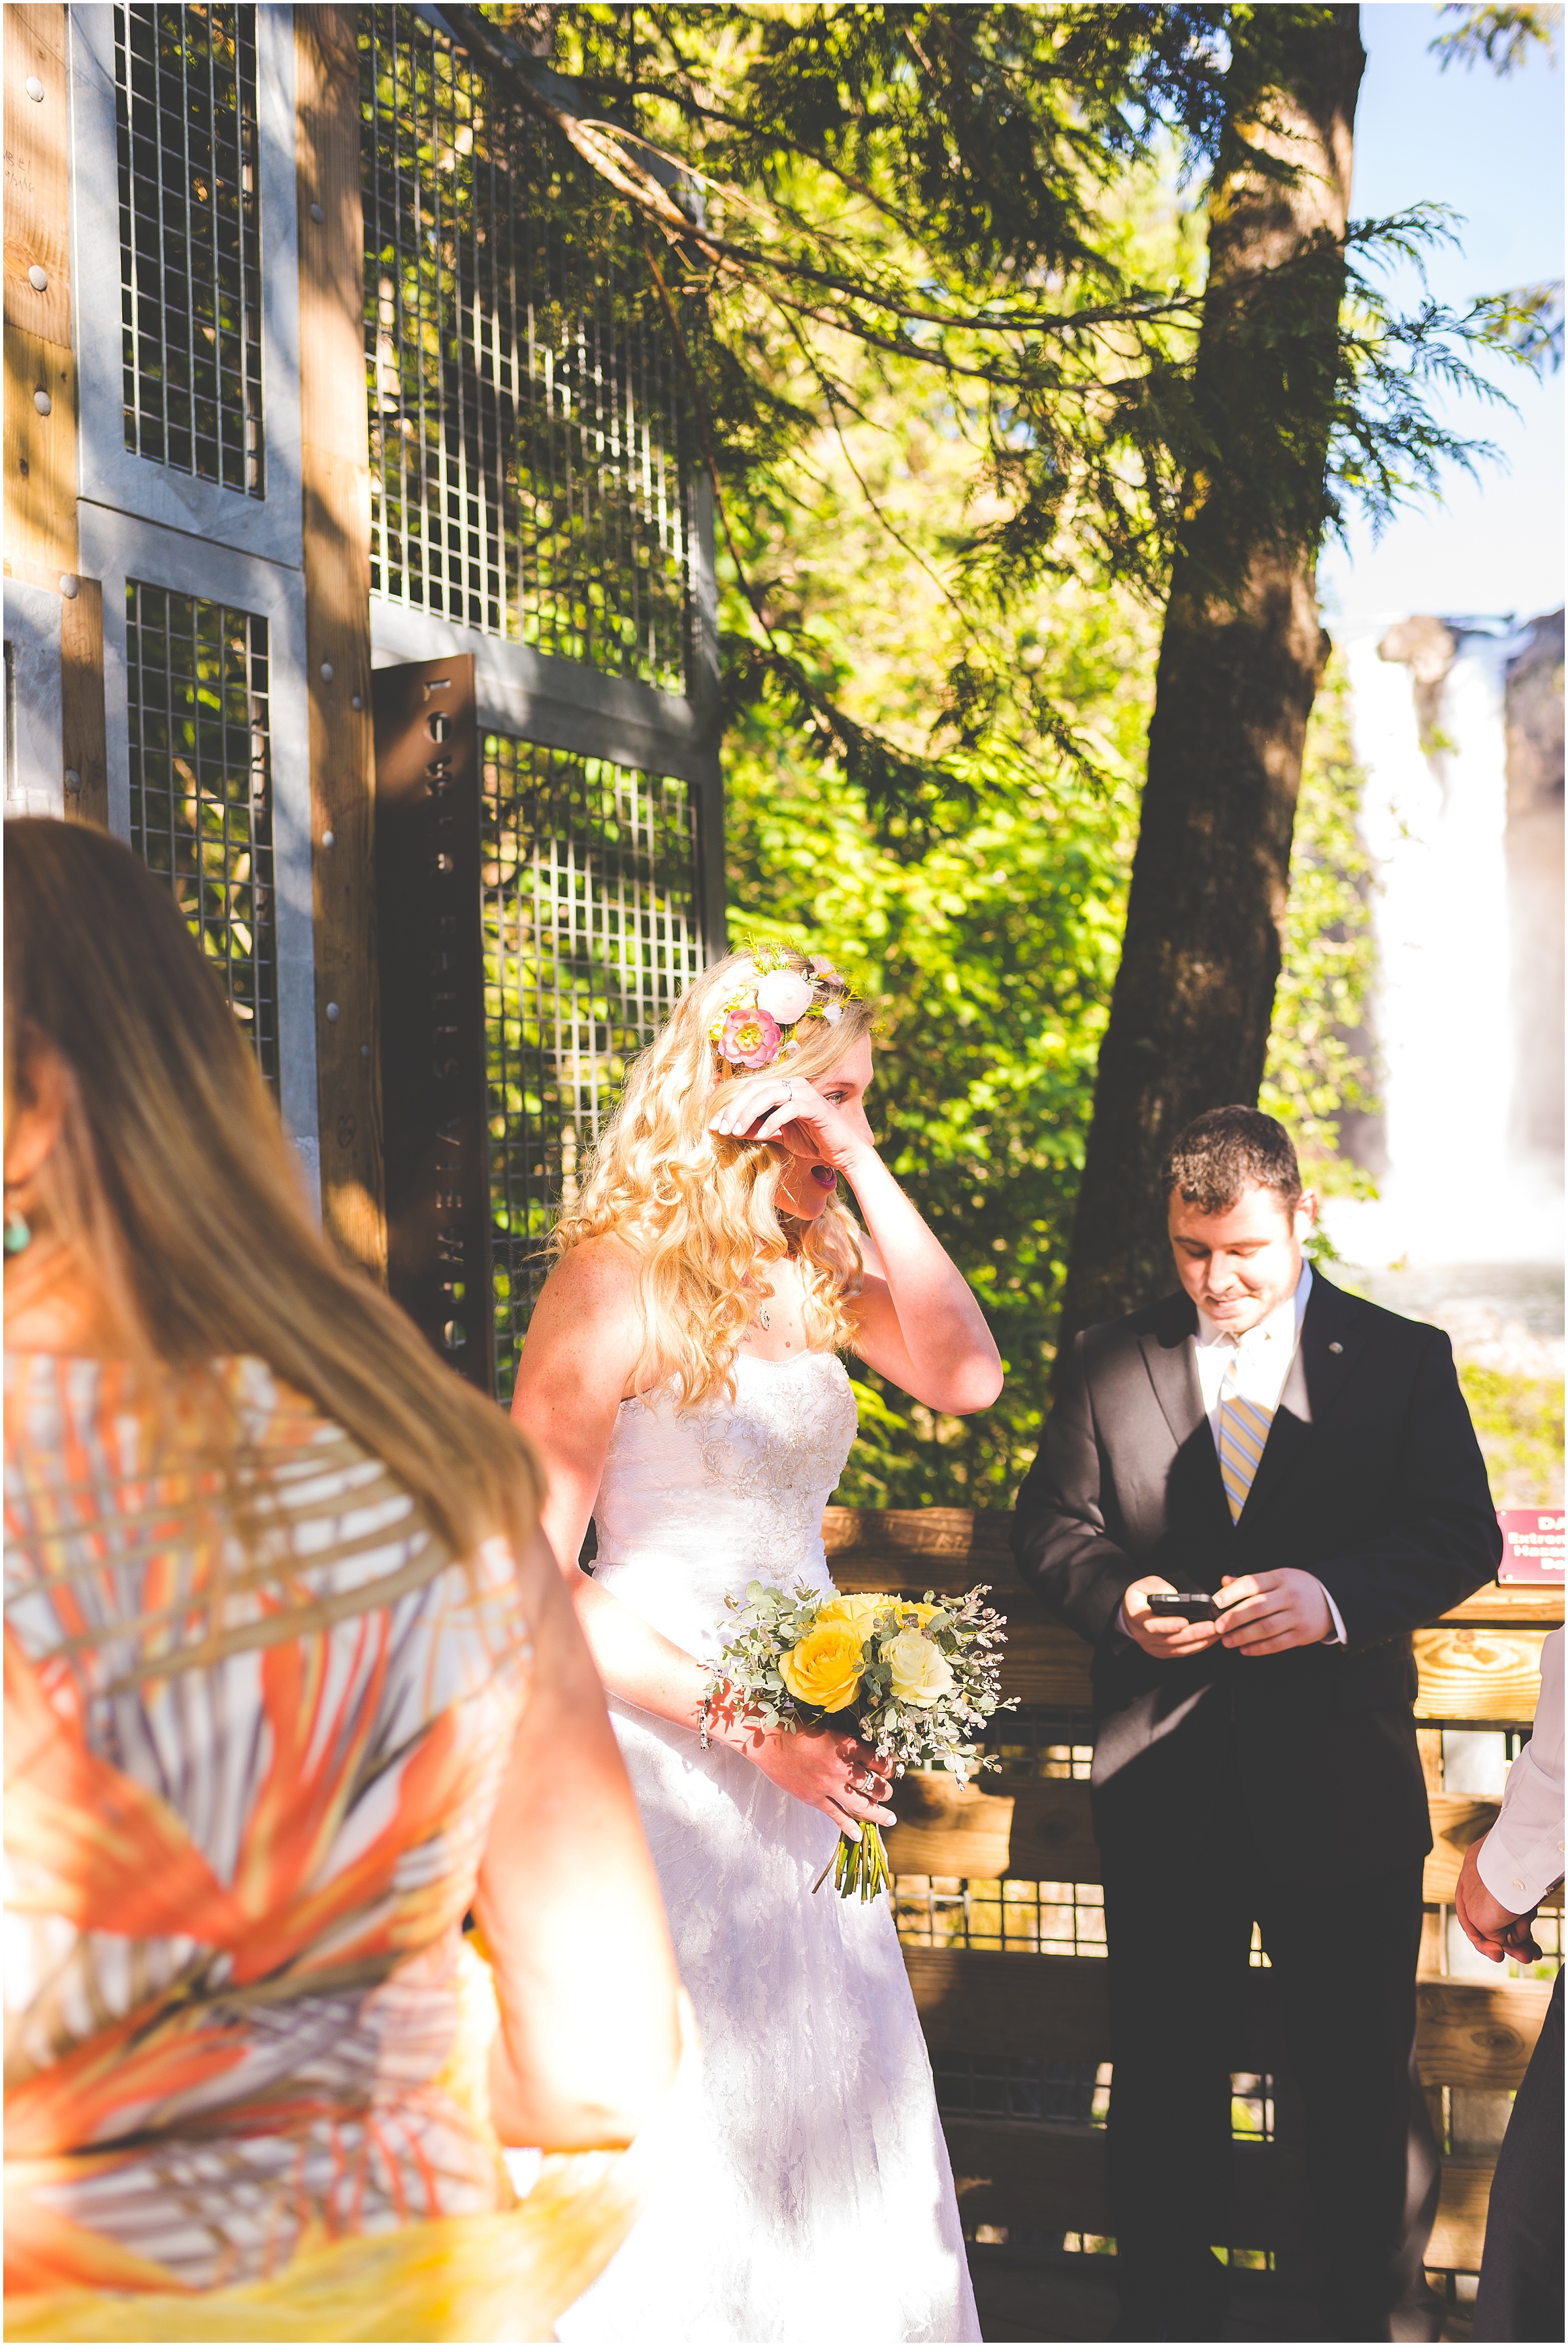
xmin=1476 ymin=1627 xmax=1565 ymax=1913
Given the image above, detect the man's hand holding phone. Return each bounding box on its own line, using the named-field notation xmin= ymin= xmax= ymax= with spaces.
xmin=1120 ymin=1576 xmax=1223 ymax=1659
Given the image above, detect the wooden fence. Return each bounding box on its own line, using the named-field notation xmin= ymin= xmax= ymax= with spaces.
xmin=823 ymin=1508 xmax=1562 ymax=2299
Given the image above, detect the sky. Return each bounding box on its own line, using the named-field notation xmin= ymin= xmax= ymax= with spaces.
xmin=1316 ymin=1 xmax=1565 ymax=636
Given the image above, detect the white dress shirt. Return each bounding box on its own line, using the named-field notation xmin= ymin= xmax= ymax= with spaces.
xmin=1118 ymin=1259 xmax=1346 ymax=1643
xmin=1477 ymin=1627 xmax=1565 ymax=1913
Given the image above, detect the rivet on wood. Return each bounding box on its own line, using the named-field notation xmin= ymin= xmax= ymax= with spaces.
xmin=320 ymin=661 xmax=334 ymax=681
xmin=327 ymin=1002 xmax=340 ymax=1022
xmin=310 ymin=201 xmax=325 ymax=223
xmin=59 ymin=574 xmax=78 ymax=599
xmin=322 ymin=829 xmax=336 ymax=849
xmin=27 ymin=265 xmax=47 ymax=291
xmin=25 ymin=76 xmax=44 ymax=101
xmin=64 ymin=770 xmax=80 ymax=795
xmin=33 ymin=389 xmax=52 ymax=416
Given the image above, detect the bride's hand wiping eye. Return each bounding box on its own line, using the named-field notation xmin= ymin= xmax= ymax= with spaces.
xmin=707 ymin=1074 xmax=871 ymax=1170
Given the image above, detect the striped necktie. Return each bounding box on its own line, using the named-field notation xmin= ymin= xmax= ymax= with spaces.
xmin=1217 ymin=1344 xmax=1273 ymax=1524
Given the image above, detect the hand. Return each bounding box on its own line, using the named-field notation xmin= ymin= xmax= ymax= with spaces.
xmin=1455 ymin=1836 xmax=1541 ymax=1965
xmin=1120 ymin=1576 xmax=1223 ymax=1660
xmin=1217 ymin=1570 xmax=1332 ymax=1656
xmin=736 ymin=1721 xmax=896 ymax=1838
xmin=708 ymin=1072 xmax=872 ymax=1174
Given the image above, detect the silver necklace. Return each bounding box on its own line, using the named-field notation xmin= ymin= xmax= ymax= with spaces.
xmin=757 ymin=1305 xmax=772 ymax=1329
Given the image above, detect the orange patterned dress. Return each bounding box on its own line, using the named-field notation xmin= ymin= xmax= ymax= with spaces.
xmin=3 ymin=1351 xmax=533 ymax=2306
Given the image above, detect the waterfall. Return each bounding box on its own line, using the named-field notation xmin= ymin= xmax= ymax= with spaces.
xmin=1322 ymin=614 xmax=1565 ymax=1273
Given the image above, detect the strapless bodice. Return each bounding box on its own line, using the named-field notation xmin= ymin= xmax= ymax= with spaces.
xmin=590 ymin=1349 xmax=858 ymax=1658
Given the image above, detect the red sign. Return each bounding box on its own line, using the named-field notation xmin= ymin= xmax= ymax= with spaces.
xmin=1497 ymin=1510 xmax=1565 ymax=1583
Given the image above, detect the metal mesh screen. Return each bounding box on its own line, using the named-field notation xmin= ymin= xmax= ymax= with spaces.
xmin=125 ymin=582 xmax=277 ymax=1084
xmin=116 ymin=3 xmax=264 ymax=494
xmin=894 ymin=1878 xmax=1109 ymax=1957
xmin=361 ymin=8 xmax=694 ymax=691
xmin=482 ymin=733 xmax=702 ymax=1401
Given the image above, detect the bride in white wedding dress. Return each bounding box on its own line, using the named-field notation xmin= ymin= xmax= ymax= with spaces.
xmin=511 ymin=946 xmax=1000 ymax=2343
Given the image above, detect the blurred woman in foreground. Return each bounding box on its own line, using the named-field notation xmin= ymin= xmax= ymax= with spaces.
xmin=3 ymin=820 xmax=683 ymax=2343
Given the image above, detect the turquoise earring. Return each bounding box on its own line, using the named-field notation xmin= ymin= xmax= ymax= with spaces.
xmin=4 ymin=1205 xmax=31 ymax=1256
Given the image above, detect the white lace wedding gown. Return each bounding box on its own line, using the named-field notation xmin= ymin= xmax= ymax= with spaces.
xmin=556 ymin=1349 xmax=981 ymax=2345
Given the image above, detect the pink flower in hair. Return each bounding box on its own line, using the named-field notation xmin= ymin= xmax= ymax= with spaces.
xmin=719 ymin=1005 xmax=783 ymax=1068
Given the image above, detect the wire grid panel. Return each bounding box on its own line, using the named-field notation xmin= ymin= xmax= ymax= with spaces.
xmin=483 ymin=733 xmax=702 ymax=1400
xmin=894 ymin=1877 xmax=1109 ymax=1957
xmin=125 ymin=582 xmax=277 ymax=1085
xmin=985 ymin=1706 xmax=1097 ymax=1781
xmin=115 ymin=4 xmax=265 ymax=495
xmin=361 ymin=8 xmax=695 ymax=691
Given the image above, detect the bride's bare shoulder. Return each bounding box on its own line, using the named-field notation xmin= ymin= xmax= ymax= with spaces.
xmin=534 ymin=1232 xmax=642 ymax=1325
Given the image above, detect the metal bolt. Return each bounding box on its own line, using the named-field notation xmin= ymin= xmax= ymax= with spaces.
xmin=319 ymin=661 xmax=333 ymax=681
xmin=326 ymin=1002 xmax=340 ymax=1022
xmin=351 ymin=694 xmax=362 ymax=710
xmin=361 ymin=1044 xmax=370 ymax=1059
xmin=33 ymin=389 xmax=51 ymax=416
xmin=310 ymin=201 xmax=325 ymax=223
xmin=59 ymin=573 xmax=78 ymax=599
xmin=63 ymin=769 xmax=81 ymax=795
xmin=321 ymin=828 xmax=336 ymax=849
xmin=27 ymin=265 xmax=46 ymax=292
xmin=25 ymin=76 xmax=44 ymax=101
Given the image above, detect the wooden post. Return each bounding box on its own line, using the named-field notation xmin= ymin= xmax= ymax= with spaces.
xmin=60 ymin=579 xmax=107 ymax=827
xmin=5 ymin=3 xmax=107 ymax=825
xmin=295 ymin=7 xmax=384 ymax=1278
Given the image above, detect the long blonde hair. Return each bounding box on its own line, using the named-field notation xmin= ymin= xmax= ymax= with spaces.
xmin=3 ymin=819 xmax=544 ymax=1566
xmin=553 ymin=948 xmax=875 ymax=1406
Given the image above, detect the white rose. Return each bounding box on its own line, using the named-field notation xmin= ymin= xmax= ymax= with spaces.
xmin=756 ymin=969 xmax=815 ymax=1025
xmin=883 ymin=1627 xmax=956 ymax=1708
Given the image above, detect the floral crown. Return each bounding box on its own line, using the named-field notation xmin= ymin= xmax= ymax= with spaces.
xmin=708 ymin=942 xmax=861 ymax=1072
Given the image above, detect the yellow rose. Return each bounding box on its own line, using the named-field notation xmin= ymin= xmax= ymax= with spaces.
xmin=779 ymin=1623 xmax=865 ymax=1714
xmin=816 ymin=1593 xmax=889 ymax=1640
xmin=883 ymin=1626 xmax=956 ymax=1708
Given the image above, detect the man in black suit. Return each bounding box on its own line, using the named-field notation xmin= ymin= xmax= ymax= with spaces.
xmin=1012 ymin=1108 xmax=1501 ymax=2343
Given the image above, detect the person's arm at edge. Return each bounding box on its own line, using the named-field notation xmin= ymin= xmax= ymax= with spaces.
xmin=1475 ymin=1626 xmax=1565 ymax=1915
xmin=476 ymin=1528 xmax=683 ymax=2151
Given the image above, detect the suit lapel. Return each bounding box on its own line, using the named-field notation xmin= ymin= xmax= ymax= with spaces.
xmin=1241 ymin=1274 xmax=1368 ymax=1523
xmin=1137 ymin=1296 xmax=1205 ymax=1449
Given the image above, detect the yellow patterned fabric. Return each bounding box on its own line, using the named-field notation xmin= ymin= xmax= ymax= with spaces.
xmin=3 ymin=1352 xmax=647 ymax=2341
xmin=1216 ymin=1349 xmax=1274 ymax=1523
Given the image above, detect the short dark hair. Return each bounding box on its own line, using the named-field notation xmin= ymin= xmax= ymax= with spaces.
xmin=1160 ymin=1106 xmax=1301 ymax=1217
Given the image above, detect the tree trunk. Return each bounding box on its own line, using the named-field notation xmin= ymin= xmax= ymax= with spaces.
xmin=1056 ymin=5 xmax=1365 ymax=1346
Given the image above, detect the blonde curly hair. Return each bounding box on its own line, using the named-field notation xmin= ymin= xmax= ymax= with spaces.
xmin=551 ymin=948 xmax=875 ymax=1407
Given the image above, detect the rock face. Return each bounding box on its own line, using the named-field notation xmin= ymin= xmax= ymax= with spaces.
xmin=1503 ymin=610 xmax=1564 ymax=1170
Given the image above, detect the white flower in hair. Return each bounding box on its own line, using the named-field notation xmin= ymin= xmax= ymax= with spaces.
xmin=822 ymin=1001 xmax=843 ymax=1025
xmin=756 ymin=969 xmax=815 ymax=1025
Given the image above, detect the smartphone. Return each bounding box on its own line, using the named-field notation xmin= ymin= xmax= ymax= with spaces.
xmin=1145 ymin=1592 xmax=1219 ymax=1623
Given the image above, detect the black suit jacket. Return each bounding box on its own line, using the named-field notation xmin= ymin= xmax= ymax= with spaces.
xmin=1011 ymin=1274 xmax=1503 ymax=1880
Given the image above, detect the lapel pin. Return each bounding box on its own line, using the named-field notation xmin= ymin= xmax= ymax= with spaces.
xmin=1328 ymin=1341 xmax=1343 ymax=1355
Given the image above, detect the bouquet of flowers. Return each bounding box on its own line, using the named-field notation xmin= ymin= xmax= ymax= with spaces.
xmin=701 ymin=1581 xmax=1013 ymax=1902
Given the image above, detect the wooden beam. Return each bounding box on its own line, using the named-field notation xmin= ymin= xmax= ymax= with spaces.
xmin=295 ymin=5 xmax=384 ymax=1278
xmin=903 ymin=1944 xmax=1552 ymax=2090
xmin=1426 ymin=2156 xmax=1494 ymax=2274
xmin=890 ymin=1777 xmax=1555 ymax=1912
xmin=5 ymin=7 xmax=77 ymax=591
xmin=61 ymin=578 xmax=107 ymax=828
xmin=943 ymin=2117 xmax=1493 ymax=2270
xmin=1415 ymin=1975 xmax=1554 ymax=2092
xmin=1414 ymin=1626 xmax=1548 ymax=1725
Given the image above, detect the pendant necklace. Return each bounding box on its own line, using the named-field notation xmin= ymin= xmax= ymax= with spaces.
xmin=757 ymin=1305 xmax=772 ymax=1329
